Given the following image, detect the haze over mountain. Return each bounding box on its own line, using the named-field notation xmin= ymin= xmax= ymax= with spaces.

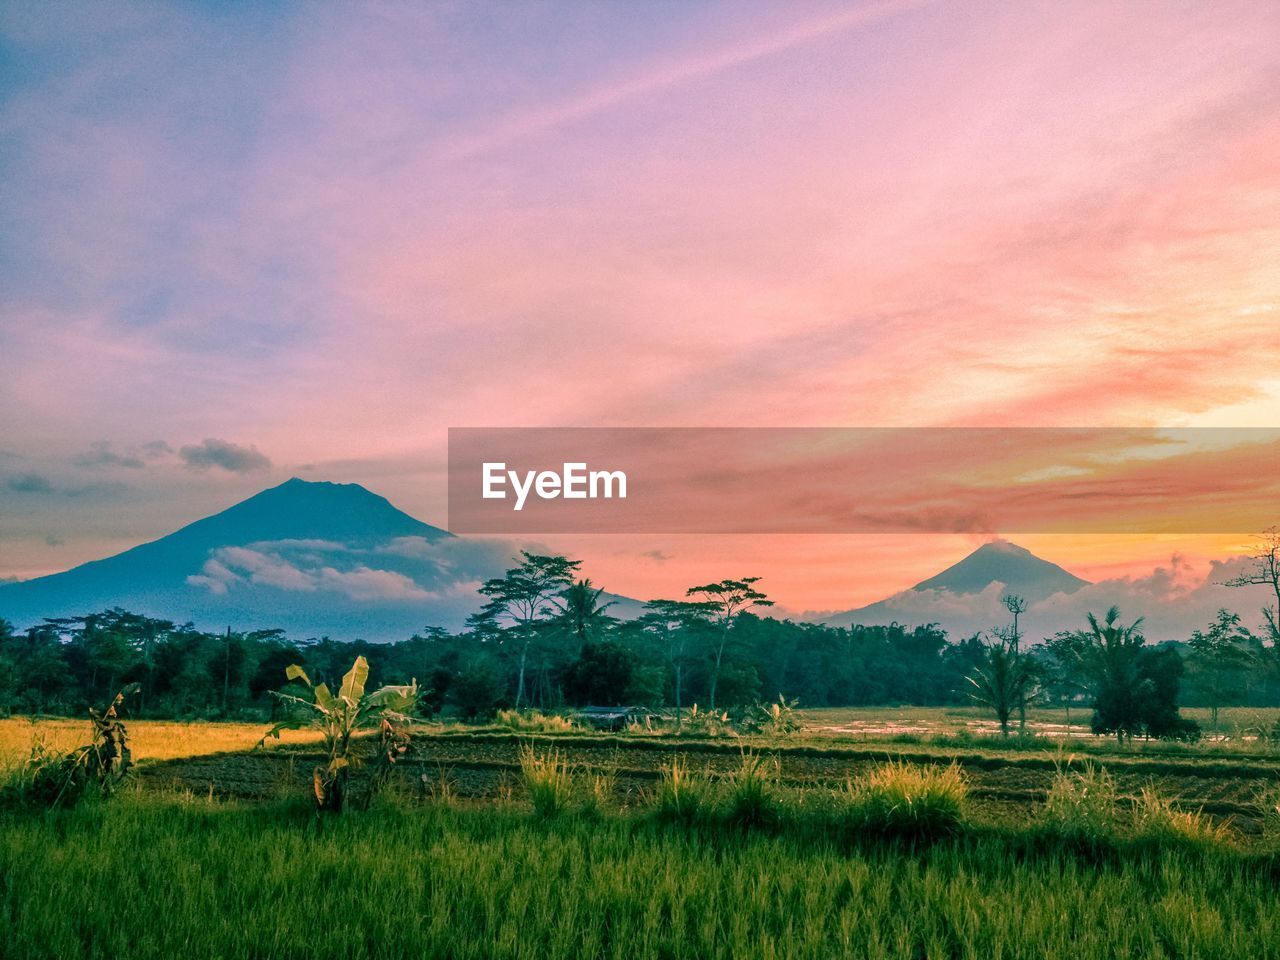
xmin=1 ymin=482 xmax=1266 ymax=645
xmin=0 ymin=479 xmax=558 ymax=638
xmin=821 ymin=540 xmax=1091 ymax=633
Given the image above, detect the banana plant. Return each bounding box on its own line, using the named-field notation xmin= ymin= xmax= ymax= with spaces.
xmin=259 ymin=656 xmax=417 ymax=812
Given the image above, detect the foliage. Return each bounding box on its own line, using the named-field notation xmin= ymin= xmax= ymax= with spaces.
xmin=741 ymin=694 xmax=804 ymax=737
xmin=1131 ymin=788 xmax=1232 ymax=847
xmin=470 ymin=552 xmax=581 ymax=708
xmin=1188 ymin=609 xmax=1258 ymax=732
xmin=967 ymin=637 xmax=1036 ymax=736
xmin=685 ymin=577 xmax=773 ymax=711
xmin=1072 ymin=607 xmax=1199 ymax=742
xmin=5 ymin=797 xmax=1280 ymax=960
xmin=842 ymin=760 xmax=968 ymax=838
xmin=258 ymin=656 xmax=417 ymax=813
xmin=1041 ymin=761 xmax=1119 ymax=843
xmin=722 ymin=749 xmax=780 ymax=828
xmin=518 ymin=743 xmax=573 ymax=817
xmin=655 ymin=755 xmax=708 ymax=824
xmin=8 ymin=684 xmax=140 ymax=808
xmin=552 ymin=579 xmax=617 ymax=645
xmin=496 ymin=709 xmax=577 ymax=733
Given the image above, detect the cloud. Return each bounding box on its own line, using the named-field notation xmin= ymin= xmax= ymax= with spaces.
xmin=6 ymin=473 xmax=54 ymax=493
xmin=74 ymin=441 xmax=145 ymax=469
xmin=44 ymin=534 xmax=63 ymax=547
xmin=185 ymin=535 xmax=526 ymax=606
xmin=142 ymin=440 xmax=173 ymax=458
xmin=179 ymin=438 xmax=271 ymax=473
xmin=831 ymin=552 xmax=1279 ymax=643
xmin=314 ymin=566 xmax=430 ymax=601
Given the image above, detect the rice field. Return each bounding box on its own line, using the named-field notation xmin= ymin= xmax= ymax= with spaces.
xmin=799 ymin=705 xmax=1280 ymax=745
xmin=4 ymin=712 xmax=1280 ymax=958
xmin=0 ymin=717 xmax=322 ymax=766
xmin=1 ymin=794 xmax=1278 ymax=960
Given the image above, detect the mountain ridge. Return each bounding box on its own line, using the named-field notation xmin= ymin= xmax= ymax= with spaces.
xmin=821 ymin=539 xmax=1090 ymax=629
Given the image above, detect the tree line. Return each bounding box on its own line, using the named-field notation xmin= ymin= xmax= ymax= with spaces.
xmin=2 ymin=531 xmax=1278 ymax=737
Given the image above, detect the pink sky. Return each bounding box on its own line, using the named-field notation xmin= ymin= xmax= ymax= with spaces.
xmin=1 ymin=1 xmax=1278 ymax=612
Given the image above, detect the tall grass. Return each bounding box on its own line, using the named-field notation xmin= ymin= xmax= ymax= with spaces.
xmin=497 ymin=709 xmax=578 ymax=733
xmin=1041 ymin=762 xmax=1120 ymax=843
xmin=841 ymin=761 xmax=968 ymax=838
xmin=655 ymin=755 xmax=707 ymax=824
xmin=723 ymin=750 xmax=781 ymax=828
xmin=1259 ymin=782 xmax=1280 ymax=841
xmin=1131 ymin=788 xmax=1233 ymax=848
xmin=0 ymin=795 xmax=1276 ymax=960
xmin=518 ymin=743 xmax=573 ymax=817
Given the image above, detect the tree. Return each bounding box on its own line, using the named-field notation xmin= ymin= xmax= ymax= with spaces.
xmin=1002 ymin=594 xmax=1030 ymax=732
xmin=966 ymin=636 xmax=1036 ymax=736
xmin=450 ymin=654 xmax=507 ymax=720
xmin=1043 ymin=629 xmax=1092 ymax=735
xmin=1187 ymin=609 xmax=1256 ymax=734
xmin=1075 ymin=607 xmax=1197 ymax=743
xmin=259 ymin=656 xmax=417 ymax=813
xmin=470 ymin=552 xmax=580 ymax=708
xmin=1225 ymin=528 xmax=1280 ymax=648
xmin=685 ymin=577 xmax=773 ymax=711
xmin=638 ymin=599 xmax=714 ymax=726
xmin=1134 ymin=646 xmax=1200 ymax=741
xmin=553 ymin=579 xmax=617 ymax=647
xmin=1079 ymin=607 xmax=1147 ymax=743
xmin=562 ymin=641 xmax=639 ymax=706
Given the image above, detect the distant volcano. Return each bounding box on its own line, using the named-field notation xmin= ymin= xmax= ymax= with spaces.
xmin=0 ymin=479 xmax=473 ymax=638
xmin=0 ymin=478 xmax=648 ymax=640
xmin=821 ymin=540 xmax=1089 ymax=629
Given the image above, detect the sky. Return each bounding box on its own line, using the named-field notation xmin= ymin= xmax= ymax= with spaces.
xmin=1 ymin=0 xmax=1278 ymax=617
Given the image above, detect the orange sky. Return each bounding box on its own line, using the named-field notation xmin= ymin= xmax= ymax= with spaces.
xmin=1 ymin=1 xmax=1278 ymax=612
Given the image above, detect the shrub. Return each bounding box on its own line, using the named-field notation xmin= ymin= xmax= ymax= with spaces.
xmin=259 ymin=657 xmax=417 ymax=814
xmin=519 ymin=744 xmax=573 ymax=817
xmin=497 ymin=709 xmax=577 ymax=733
xmin=1258 ymin=782 xmax=1280 ymax=842
xmin=656 ymin=755 xmax=708 ymax=825
xmin=724 ymin=750 xmax=781 ymax=828
xmin=5 ymin=685 xmax=140 ymax=809
xmin=581 ymin=767 xmax=617 ymax=817
xmin=1131 ymin=788 xmax=1232 ymax=847
xmin=740 ymin=695 xmax=804 ymax=738
xmin=845 ymin=761 xmax=967 ymax=838
xmin=1041 ymin=763 xmax=1119 ymax=843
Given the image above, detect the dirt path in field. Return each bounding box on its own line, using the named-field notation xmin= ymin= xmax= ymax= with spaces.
xmin=138 ymin=731 xmax=1279 ymax=832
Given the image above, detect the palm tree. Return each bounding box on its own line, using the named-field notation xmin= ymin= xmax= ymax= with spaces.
xmin=1082 ymin=606 xmax=1147 ymax=743
xmin=967 ymin=636 xmax=1037 ymax=737
xmin=554 ymin=579 xmax=617 ymax=647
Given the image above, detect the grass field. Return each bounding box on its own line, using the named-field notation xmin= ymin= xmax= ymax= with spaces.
xmin=4 ymin=711 xmax=1280 ymax=958
xmin=1 ymin=794 xmax=1279 ymax=960
xmin=799 ymin=705 xmax=1280 ymax=748
xmin=0 ymin=717 xmax=322 ymax=766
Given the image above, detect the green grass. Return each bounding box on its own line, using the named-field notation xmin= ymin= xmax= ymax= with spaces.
xmin=841 ymin=760 xmax=968 ymax=839
xmin=1 ymin=794 xmax=1279 ymax=959
xmin=518 ymin=743 xmax=573 ymax=817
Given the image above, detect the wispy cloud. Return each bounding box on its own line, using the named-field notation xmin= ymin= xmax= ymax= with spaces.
xmin=179 ymin=439 xmax=271 ymax=473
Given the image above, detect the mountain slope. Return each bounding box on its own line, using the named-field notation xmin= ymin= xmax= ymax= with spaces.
xmin=0 ymin=479 xmax=469 ymax=637
xmin=0 ymin=478 xmax=648 ymax=639
xmin=822 ymin=540 xmax=1089 ymax=630
xmin=910 ymin=540 xmax=1088 ymax=598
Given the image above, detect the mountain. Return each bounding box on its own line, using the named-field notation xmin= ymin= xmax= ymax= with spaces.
xmin=910 ymin=540 xmax=1088 ymax=598
xmin=0 ymin=479 xmax=501 ymax=638
xmin=821 ymin=540 xmax=1089 ymax=631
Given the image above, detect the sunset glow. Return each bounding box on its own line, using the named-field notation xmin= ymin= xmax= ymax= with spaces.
xmin=2 ymin=1 xmax=1278 ymax=613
